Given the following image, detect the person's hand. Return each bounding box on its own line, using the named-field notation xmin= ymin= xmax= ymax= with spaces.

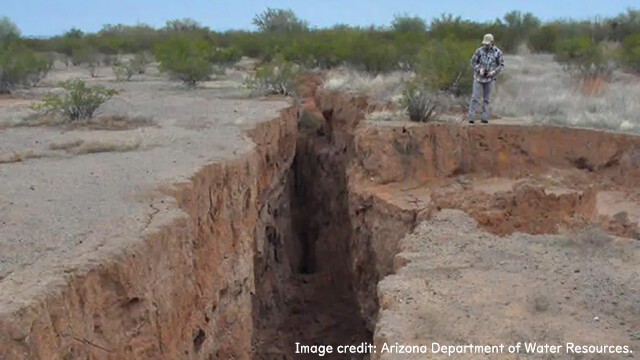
xmin=488 ymin=70 xmax=496 ymax=77
xmin=479 ymin=69 xmax=486 ymax=76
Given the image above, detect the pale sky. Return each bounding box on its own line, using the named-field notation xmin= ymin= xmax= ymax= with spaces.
xmin=3 ymin=0 xmax=638 ymax=37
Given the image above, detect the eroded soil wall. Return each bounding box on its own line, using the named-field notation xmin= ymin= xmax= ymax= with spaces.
xmin=0 ymin=108 xmax=297 ymax=360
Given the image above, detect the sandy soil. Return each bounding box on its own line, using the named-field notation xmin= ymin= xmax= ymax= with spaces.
xmin=375 ymin=209 xmax=640 ymax=360
xmin=0 ymin=64 xmax=288 ymax=283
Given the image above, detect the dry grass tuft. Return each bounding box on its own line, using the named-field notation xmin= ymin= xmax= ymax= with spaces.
xmin=0 ymin=149 xmax=47 ymax=164
xmin=322 ymin=68 xmax=409 ymax=104
xmin=49 ymin=139 xmax=84 ymax=150
xmin=15 ymin=113 xmax=155 ymax=131
xmin=49 ymin=138 xmax=143 ymax=155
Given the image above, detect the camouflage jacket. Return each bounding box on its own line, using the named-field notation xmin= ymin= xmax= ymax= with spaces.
xmin=470 ymin=45 xmax=504 ymax=83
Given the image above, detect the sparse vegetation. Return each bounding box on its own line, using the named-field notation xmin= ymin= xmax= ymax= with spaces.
xmin=400 ymin=81 xmax=437 ymax=122
xmin=30 ymin=79 xmax=118 ymax=121
xmin=112 ymin=53 xmax=151 ymax=81
xmin=244 ymin=56 xmax=300 ymax=95
xmin=554 ymin=36 xmax=616 ymax=80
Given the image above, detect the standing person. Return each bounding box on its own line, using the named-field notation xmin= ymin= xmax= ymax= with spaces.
xmin=468 ymin=33 xmax=504 ymax=124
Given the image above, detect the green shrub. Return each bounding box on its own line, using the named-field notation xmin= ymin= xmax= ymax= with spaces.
xmin=415 ymin=39 xmax=476 ymax=96
xmin=528 ymin=24 xmax=561 ymax=53
xmin=112 ymin=59 xmax=137 ymax=81
xmin=621 ymin=33 xmax=640 ymax=73
xmin=209 ymin=46 xmax=241 ymax=66
xmin=554 ymin=36 xmax=616 ymax=79
xmin=391 ymin=14 xmax=427 ymax=33
xmin=244 ymin=56 xmax=300 ymax=95
xmin=0 ymin=41 xmax=52 ymax=94
xmin=252 ymin=8 xmax=308 ymax=33
xmin=400 ymin=81 xmax=437 ymax=122
xmin=154 ymin=35 xmax=214 ymax=86
xmin=335 ymin=31 xmax=400 ymax=73
xmin=30 ymin=79 xmax=118 ymax=120
xmin=0 ymin=16 xmax=20 ymax=42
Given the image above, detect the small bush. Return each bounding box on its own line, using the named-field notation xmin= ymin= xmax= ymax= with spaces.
xmin=400 ymin=81 xmax=437 ymax=122
xmin=0 ymin=40 xmax=52 ymax=93
xmin=244 ymin=56 xmax=300 ymax=96
xmin=132 ymin=52 xmax=153 ymax=73
xmin=30 ymin=79 xmax=118 ymax=121
xmin=415 ymin=39 xmax=476 ymax=96
xmin=154 ymin=35 xmax=214 ymax=86
xmin=112 ymin=60 xmax=137 ymax=81
xmin=621 ymin=33 xmax=640 ymax=73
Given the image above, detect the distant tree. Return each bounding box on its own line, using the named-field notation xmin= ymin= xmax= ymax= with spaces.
xmin=499 ymin=10 xmax=541 ymax=52
xmin=391 ymin=14 xmax=427 ymax=33
xmin=0 ymin=16 xmax=20 ymax=42
xmin=64 ymin=27 xmax=84 ymax=39
xmin=502 ymin=10 xmax=541 ymax=33
xmin=252 ymin=8 xmax=309 ymax=32
xmin=164 ymin=18 xmax=204 ymax=32
xmin=608 ymin=9 xmax=640 ymax=42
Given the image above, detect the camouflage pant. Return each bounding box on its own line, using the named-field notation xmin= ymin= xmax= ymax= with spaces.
xmin=468 ymin=80 xmax=494 ymax=121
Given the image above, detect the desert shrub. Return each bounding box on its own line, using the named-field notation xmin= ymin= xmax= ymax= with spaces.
xmin=621 ymin=33 xmax=640 ymax=73
xmin=429 ymin=14 xmax=488 ymax=42
xmin=607 ymin=9 xmax=640 ymax=42
xmin=415 ymin=39 xmax=476 ymax=96
xmin=30 ymin=79 xmax=118 ymax=120
xmin=554 ymin=36 xmax=616 ymax=79
xmin=333 ymin=30 xmax=401 ymax=73
xmin=0 ymin=40 xmax=52 ymax=93
xmin=391 ymin=14 xmax=427 ymax=33
xmin=499 ymin=10 xmax=541 ymax=52
xmin=154 ymin=34 xmax=214 ymax=86
xmin=0 ymin=16 xmax=20 ymax=42
xmin=244 ymin=55 xmax=300 ymax=95
xmin=64 ymin=28 xmax=84 ymax=39
xmin=252 ymin=8 xmax=309 ymax=33
xmin=70 ymin=44 xmax=103 ymax=77
xmin=528 ymin=24 xmax=561 ymax=53
xmin=400 ymin=81 xmax=437 ymax=122
xmin=164 ymin=18 xmax=205 ymax=32
xmin=112 ymin=59 xmax=137 ymax=81
xmin=209 ymin=46 xmax=241 ymax=66
xmin=130 ymin=51 xmax=153 ymax=73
